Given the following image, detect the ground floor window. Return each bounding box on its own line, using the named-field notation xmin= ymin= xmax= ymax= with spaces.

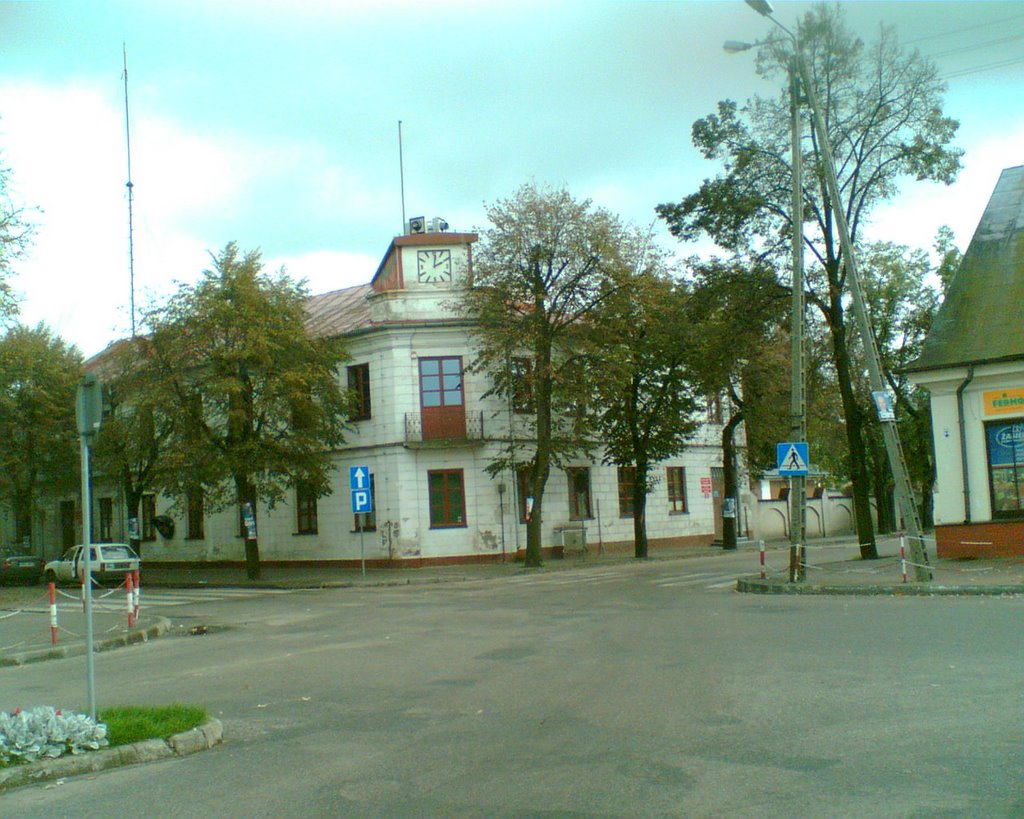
xmin=187 ymin=488 xmax=205 ymax=540
xmin=985 ymin=420 xmax=1024 ymax=518
xmin=516 ymin=465 xmax=533 ymax=522
xmin=296 ymin=482 xmax=318 ymax=534
xmin=567 ymin=467 xmax=592 ymax=520
xmin=141 ymin=494 xmax=157 ymax=541
xmin=97 ymin=497 xmax=113 ymax=542
xmin=354 ymin=474 xmax=376 ymax=532
xmin=429 ymin=470 xmax=466 ymax=528
xmin=617 ymin=466 xmax=636 ymax=517
xmin=667 ymin=466 xmax=688 ymax=513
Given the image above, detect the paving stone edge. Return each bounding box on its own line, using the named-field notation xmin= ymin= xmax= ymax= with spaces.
xmin=0 ymin=717 xmax=223 ymax=792
xmin=736 ymin=579 xmax=1024 ymax=596
xmin=0 ymin=618 xmax=172 ymax=668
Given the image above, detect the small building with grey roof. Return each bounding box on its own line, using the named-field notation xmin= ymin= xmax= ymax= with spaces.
xmin=907 ymin=164 xmax=1024 ymax=557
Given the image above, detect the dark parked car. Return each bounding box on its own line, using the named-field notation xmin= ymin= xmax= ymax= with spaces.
xmin=0 ymin=551 xmax=44 ymax=585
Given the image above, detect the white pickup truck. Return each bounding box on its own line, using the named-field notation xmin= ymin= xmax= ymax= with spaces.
xmin=44 ymin=543 xmax=140 ymax=585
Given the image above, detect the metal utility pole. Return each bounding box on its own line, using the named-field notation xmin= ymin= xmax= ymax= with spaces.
xmin=786 ymin=53 xmax=807 ymax=581
xmin=793 ymin=53 xmax=931 ymax=580
xmin=740 ymin=0 xmax=932 ymax=581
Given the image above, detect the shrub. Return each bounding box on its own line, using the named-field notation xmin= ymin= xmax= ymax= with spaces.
xmin=0 ymin=706 xmax=108 ymax=765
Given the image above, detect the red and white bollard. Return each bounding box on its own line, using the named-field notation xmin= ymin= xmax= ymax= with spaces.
xmin=759 ymin=540 xmax=766 ymax=580
xmin=900 ymin=532 xmax=908 ymax=584
xmin=126 ymin=572 xmax=135 ymax=628
xmin=48 ymin=582 xmax=58 ymax=645
xmin=133 ymin=569 xmax=140 ymax=620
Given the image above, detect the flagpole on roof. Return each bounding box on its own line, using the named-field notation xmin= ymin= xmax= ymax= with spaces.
xmin=123 ymin=43 xmax=136 ymax=338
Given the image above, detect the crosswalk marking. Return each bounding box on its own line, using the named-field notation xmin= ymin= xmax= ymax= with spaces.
xmin=505 ymin=567 xmax=739 ymax=591
xmin=85 ymin=587 xmax=298 ymax=611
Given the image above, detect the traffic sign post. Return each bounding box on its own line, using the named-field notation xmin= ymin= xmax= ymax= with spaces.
xmin=778 ymin=442 xmax=810 ymax=581
xmin=350 ymin=467 xmax=372 ymax=577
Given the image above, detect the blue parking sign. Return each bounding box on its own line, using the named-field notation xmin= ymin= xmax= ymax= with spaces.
xmin=352 ymin=489 xmax=373 ymax=514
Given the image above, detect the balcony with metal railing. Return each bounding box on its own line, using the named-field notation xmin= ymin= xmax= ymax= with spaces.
xmin=404 ymin=409 xmax=485 ymax=447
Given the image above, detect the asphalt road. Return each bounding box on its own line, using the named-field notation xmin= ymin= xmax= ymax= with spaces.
xmin=2 ymin=551 xmax=1022 ymax=817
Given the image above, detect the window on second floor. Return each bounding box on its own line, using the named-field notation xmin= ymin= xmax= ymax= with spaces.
xmin=567 ymin=467 xmax=592 ymax=520
xmin=347 ymin=363 xmax=372 ymax=421
xmin=511 ymin=357 xmax=533 ymax=414
xmin=706 ymin=393 xmax=723 ymax=425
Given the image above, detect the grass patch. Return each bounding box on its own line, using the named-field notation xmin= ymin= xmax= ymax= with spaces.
xmin=99 ymin=704 xmax=208 ymax=747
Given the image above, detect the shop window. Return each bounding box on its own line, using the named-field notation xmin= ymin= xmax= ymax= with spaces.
xmin=985 ymin=420 xmax=1024 ymax=518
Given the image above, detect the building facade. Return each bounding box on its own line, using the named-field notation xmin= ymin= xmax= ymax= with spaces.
xmin=907 ymin=165 xmax=1024 ymax=557
xmin=35 ymin=226 xmax=735 ymax=565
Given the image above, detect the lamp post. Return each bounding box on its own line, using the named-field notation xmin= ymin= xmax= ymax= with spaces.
xmin=734 ymin=0 xmax=933 ymax=581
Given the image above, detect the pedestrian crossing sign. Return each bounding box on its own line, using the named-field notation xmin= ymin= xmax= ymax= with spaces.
xmin=777 ymin=442 xmax=809 ymax=476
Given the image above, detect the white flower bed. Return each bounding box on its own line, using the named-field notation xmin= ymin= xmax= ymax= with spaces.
xmin=0 ymin=707 xmax=108 ymax=764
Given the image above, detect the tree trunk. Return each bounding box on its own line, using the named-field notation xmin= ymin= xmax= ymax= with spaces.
xmin=124 ymin=476 xmax=143 ymax=559
xmin=826 ymin=294 xmax=878 ymax=560
xmin=525 ymin=334 xmax=554 ymax=568
xmin=633 ymin=460 xmax=649 ymax=559
xmin=236 ymin=474 xmax=261 ymax=579
xmin=721 ymin=411 xmax=744 ymax=550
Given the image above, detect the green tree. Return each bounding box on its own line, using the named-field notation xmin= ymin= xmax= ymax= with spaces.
xmin=585 ymin=236 xmax=702 ymax=559
xmin=145 ymin=243 xmax=350 ymax=578
xmin=657 ymin=3 xmax=961 ymax=558
xmin=90 ymin=337 xmax=176 ymax=557
xmin=0 ymin=152 xmax=30 ymax=322
xmin=0 ymin=325 xmax=81 ymax=546
xmin=685 ymin=258 xmax=788 ymax=547
xmin=463 ymin=184 xmax=625 ymax=567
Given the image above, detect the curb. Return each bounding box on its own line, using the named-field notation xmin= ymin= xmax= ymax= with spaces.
xmin=0 ymin=718 xmax=223 ymax=792
xmin=0 ymin=618 xmax=171 ymax=668
xmin=736 ymin=579 xmax=1024 ymax=596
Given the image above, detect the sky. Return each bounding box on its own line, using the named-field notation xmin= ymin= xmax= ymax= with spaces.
xmin=1 ymin=0 xmax=1022 ymax=358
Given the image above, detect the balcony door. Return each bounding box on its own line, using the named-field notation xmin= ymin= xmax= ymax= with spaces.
xmin=419 ymin=357 xmax=465 ymax=440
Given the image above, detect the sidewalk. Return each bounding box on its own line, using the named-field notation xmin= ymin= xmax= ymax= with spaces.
xmin=745 ymin=538 xmax=1024 ymax=595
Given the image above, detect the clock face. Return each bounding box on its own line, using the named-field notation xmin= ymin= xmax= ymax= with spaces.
xmin=416 ymin=249 xmax=452 ymax=283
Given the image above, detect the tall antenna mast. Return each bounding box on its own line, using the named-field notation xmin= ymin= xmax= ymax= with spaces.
xmin=123 ymin=43 xmax=137 ymax=337
xmin=398 ymin=120 xmax=407 ymax=233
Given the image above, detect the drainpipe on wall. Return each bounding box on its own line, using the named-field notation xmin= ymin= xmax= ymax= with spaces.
xmin=956 ymin=364 xmax=975 ymax=523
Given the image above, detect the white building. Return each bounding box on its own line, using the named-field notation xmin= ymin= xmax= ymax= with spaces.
xmin=54 ymin=226 xmax=733 ymax=566
xmin=907 ymin=165 xmax=1024 ymax=558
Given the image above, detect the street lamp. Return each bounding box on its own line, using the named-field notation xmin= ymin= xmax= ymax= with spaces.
xmin=731 ymin=0 xmax=933 ymax=581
